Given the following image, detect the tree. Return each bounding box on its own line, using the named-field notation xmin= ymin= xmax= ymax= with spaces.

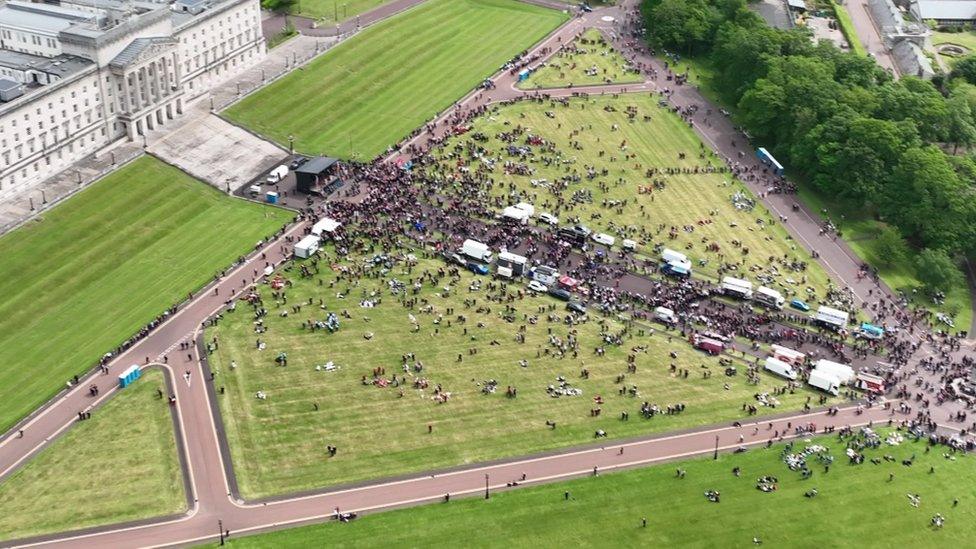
xmin=915 ymin=248 xmax=962 ymax=292
xmin=873 ymin=225 xmax=909 ymax=267
xmin=791 ymin=114 xmax=917 ymax=200
xmin=646 ymin=0 xmax=720 ymax=55
xmin=262 ymin=0 xmax=296 ymax=14
xmin=952 ymin=55 xmax=976 ymax=86
xmin=947 ymin=92 xmax=976 ymax=154
xmin=882 ymin=146 xmax=967 ymax=252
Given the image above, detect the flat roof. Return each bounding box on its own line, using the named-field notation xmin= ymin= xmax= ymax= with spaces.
xmin=0 ymin=1 xmax=96 ymax=33
xmin=296 ymin=156 xmax=340 ymax=174
xmin=0 ymin=49 xmax=92 ymax=75
xmin=0 ymin=77 xmax=21 ymax=92
xmin=914 ymin=0 xmax=976 ymax=19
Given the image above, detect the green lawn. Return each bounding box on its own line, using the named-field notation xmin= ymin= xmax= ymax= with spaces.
xmin=424 ymin=95 xmax=836 ymax=301
xmin=296 ymin=0 xmax=390 ymax=23
xmin=932 ymin=31 xmax=976 ymax=52
xmin=0 ymin=156 xmax=292 ymax=433
xmin=798 ymin=186 xmax=973 ymax=333
xmin=519 ymin=28 xmax=643 ymax=89
xmin=208 ymin=248 xmax=828 ymax=498
xmin=831 ymin=1 xmax=867 ymax=57
xmin=225 ymin=0 xmax=568 ymax=160
xmin=210 ymin=429 xmax=976 ymax=547
xmin=0 ymin=370 xmax=184 ymax=541
xmin=931 ymin=31 xmax=976 ymax=69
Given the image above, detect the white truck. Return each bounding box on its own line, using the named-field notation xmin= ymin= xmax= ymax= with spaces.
xmin=808 ymin=369 xmax=841 ymax=396
xmin=460 ymin=239 xmax=493 ymax=263
xmin=763 ymin=356 xmax=798 ymax=381
xmin=496 ymin=251 xmax=528 ymax=278
xmin=812 ymin=359 xmax=855 ymax=384
xmin=294 ymin=235 xmax=320 ymax=259
xmin=815 ymin=305 xmax=850 ymax=331
xmin=501 ymin=205 xmax=531 ymax=224
xmin=266 ymin=164 xmax=288 ymax=184
xmin=720 ymin=276 xmax=753 ymax=299
xmin=754 ymin=286 xmax=785 ymax=309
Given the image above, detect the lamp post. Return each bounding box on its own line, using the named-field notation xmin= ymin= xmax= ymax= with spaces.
xmin=41 ymin=190 xmax=46 ymax=204
xmin=218 ymin=519 xmax=225 ymax=546
xmin=713 ymin=435 xmax=719 ymax=460
xmin=484 ymin=473 xmax=489 ymax=499
xmin=110 ymin=151 xmax=116 ymax=165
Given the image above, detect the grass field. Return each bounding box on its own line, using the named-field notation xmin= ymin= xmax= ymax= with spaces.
xmin=208 ymin=248 xmax=828 ymax=498
xmin=932 ymin=31 xmax=976 ymax=69
xmin=518 ymin=28 xmax=643 ymax=89
xmin=224 ymin=0 xmax=568 ymax=160
xmin=831 ymin=1 xmax=867 ymax=57
xmin=0 ymin=156 xmax=292 ymax=433
xmin=295 ymin=0 xmax=389 ymax=23
xmin=424 ymin=95 xmax=835 ymax=301
xmin=210 ymin=429 xmax=976 ymax=547
xmin=0 ymin=370 xmax=184 ymax=541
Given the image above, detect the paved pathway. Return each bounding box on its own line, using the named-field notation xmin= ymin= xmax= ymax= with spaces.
xmin=0 ymin=1 xmax=971 ymax=547
xmin=846 ymin=0 xmax=898 ymax=75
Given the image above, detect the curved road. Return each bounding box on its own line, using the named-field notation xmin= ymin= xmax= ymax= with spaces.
xmin=0 ymin=0 xmax=968 ymax=547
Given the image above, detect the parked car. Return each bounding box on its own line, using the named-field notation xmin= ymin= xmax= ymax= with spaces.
xmin=789 ymin=299 xmax=810 ymax=312
xmin=289 ymin=156 xmax=309 ymax=170
xmin=538 ymin=212 xmax=559 ymax=226
xmin=591 ymin=232 xmax=615 ymax=247
xmin=466 ymin=262 xmax=489 ymax=275
xmin=548 ymin=287 xmax=572 ymax=301
xmin=441 ymin=251 xmax=466 ymax=266
xmin=527 ymin=280 xmax=548 ymax=293
xmin=567 ymin=301 xmax=587 ymax=314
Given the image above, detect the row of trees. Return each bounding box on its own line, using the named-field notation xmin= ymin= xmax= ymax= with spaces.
xmin=642 ymin=0 xmax=974 ymax=292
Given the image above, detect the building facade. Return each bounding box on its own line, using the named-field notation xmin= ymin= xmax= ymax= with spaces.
xmin=0 ymin=0 xmax=265 ymax=201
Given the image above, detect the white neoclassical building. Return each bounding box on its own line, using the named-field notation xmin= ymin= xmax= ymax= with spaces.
xmin=0 ymin=0 xmax=266 ymax=201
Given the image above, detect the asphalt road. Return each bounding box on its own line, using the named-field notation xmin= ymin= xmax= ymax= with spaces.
xmin=0 ymin=0 xmax=970 ymax=547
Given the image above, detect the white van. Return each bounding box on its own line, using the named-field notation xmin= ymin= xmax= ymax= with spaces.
xmin=763 ymin=356 xmax=797 ymax=380
xmin=622 ymin=239 xmax=637 ymax=251
xmin=460 ymin=239 xmax=493 ymax=263
xmin=654 ymin=306 xmax=677 ymax=324
xmin=266 ymin=164 xmax=288 ymax=184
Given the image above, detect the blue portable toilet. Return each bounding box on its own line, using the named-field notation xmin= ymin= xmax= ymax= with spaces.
xmin=266 ymin=191 xmax=279 ymax=204
xmin=118 ymin=365 xmax=141 ymax=388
